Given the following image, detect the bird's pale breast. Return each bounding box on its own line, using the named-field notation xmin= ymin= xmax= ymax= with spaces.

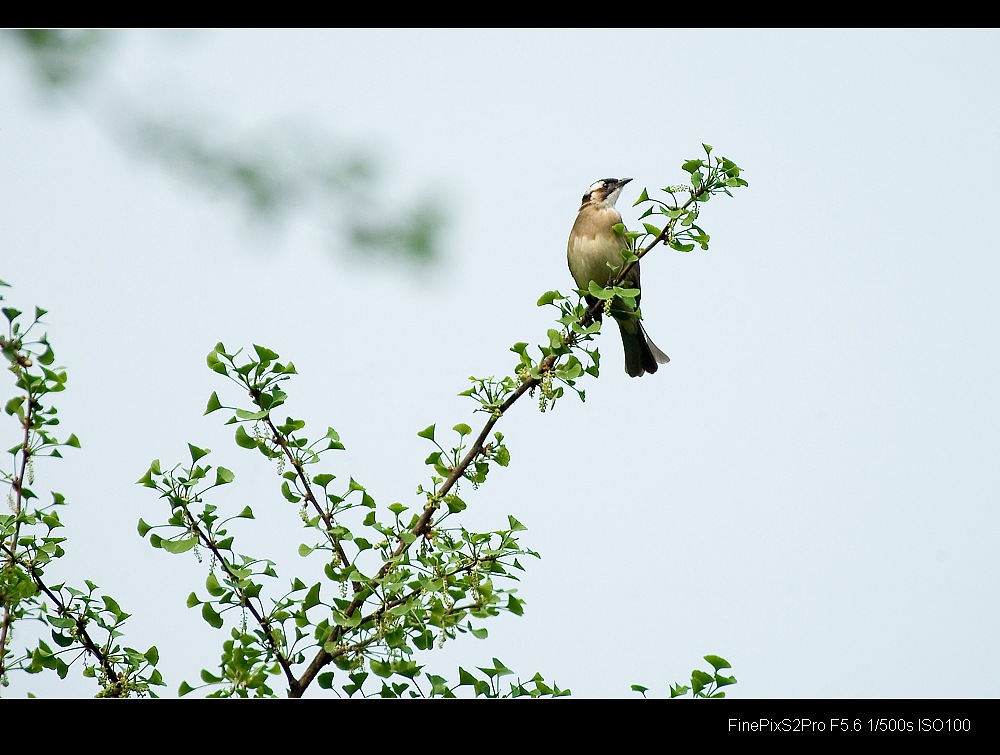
xmin=567 ymin=206 xmax=627 ymax=289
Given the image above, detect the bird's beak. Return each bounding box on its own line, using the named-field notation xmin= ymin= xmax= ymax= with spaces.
xmin=618 ymin=178 xmax=633 ymax=188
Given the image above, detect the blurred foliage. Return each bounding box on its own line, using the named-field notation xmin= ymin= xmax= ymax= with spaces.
xmin=8 ymin=29 xmax=111 ymax=87
xmin=3 ymin=29 xmax=445 ymax=269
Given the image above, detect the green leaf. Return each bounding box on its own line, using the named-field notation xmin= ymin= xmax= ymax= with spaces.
xmin=234 ymin=425 xmax=257 ymax=449
xmin=486 ymin=658 xmax=512 ymax=677
xmin=188 ymin=444 xmax=210 ymax=463
xmin=536 ymin=290 xmax=562 ymax=306
xmin=201 ymin=602 xmax=224 ymax=629
xmin=453 ymin=423 xmax=472 ymax=436
xmin=507 ymin=515 xmax=527 ymax=532
xmin=332 ymin=610 xmax=361 ymax=629
xmin=178 ymin=680 xmax=195 ymax=696
xmin=137 ymin=518 xmax=152 ymax=537
xmin=612 ymin=287 xmax=640 ymax=302
xmin=642 ymin=222 xmax=662 ymax=237
xmin=682 ymin=158 xmax=705 ymax=173
xmin=200 ymin=669 xmax=222 ymax=683
xmin=303 ymin=583 xmax=321 ymax=610
xmin=204 ymin=391 xmax=222 ymax=415
xmin=206 ymin=350 xmax=228 ymax=375
xmin=161 ymin=536 xmax=198 ymax=554
xmin=587 ymin=281 xmax=614 ymax=300
xmin=417 ymin=424 xmax=435 ymax=441
xmin=65 ymin=433 xmax=81 ymax=448
xmin=253 ymin=344 xmax=280 ymax=363
xmin=313 ymin=473 xmax=335 ymax=487
xmin=704 ymin=654 xmax=731 ymax=671
xmin=495 ymin=446 xmax=510 ymax=467
xmin=205 ymin=572 xmax=225 ymax=597
xmin=691 ymin=669 xmax=713 ymax=693
xmin=235 ymin=408 xmax=269 ymax=421
xmin=413 ymin=630 xmax=434 ymax=651
xmin=631 ymin=187 xmax=649 ymax=205
xmin=4 ymin=396 xmax=24 ymax=417
xmin=215 ymin=467 xmax=234 ymax=485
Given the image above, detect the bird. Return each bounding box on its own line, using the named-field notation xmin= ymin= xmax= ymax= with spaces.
xmin=567 ymin=177 xmax=669 ymax=377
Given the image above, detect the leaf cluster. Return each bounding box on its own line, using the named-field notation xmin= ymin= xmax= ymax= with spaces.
xmin=136 ymin=342 xmax=554 ymax=697
xmin=0 ymin=281 xmax=162 ymax=696
xmin=632 ymin=655 xmax=737 ymax=699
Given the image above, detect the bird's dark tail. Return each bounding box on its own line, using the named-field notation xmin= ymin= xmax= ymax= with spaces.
xmin=618 ymin=319 xmax=670 ymax=378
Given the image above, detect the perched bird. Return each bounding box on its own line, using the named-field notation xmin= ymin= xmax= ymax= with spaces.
xmin=567 ymin=177 xmax=669 ymax=377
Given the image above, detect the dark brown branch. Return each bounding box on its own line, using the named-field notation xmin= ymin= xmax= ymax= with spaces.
xmin=0 ymin=374 xmax=34 ymax=680
xmin=173 ymin=493 xmax=298 ymax=690
xmin=288 ymin=357 xmax=554 ymax=697
xmin=0 ymin=540 xmax=126 ymax=695
xmin=289 ymin=175 xmax=717 ymax=697
xmin=261 ymin=414 xmax=358 ymax=592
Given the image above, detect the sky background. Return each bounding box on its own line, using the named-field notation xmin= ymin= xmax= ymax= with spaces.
xmin=2 ymin=28 xmax=999 ymax=699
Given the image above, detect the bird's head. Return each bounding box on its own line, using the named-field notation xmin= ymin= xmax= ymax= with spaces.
xmin=580 ymin=177 xmax=632 ymax=208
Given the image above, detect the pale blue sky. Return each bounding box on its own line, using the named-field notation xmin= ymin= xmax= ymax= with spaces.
xmin=2 ymin=28 xmax=998 ymax=698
